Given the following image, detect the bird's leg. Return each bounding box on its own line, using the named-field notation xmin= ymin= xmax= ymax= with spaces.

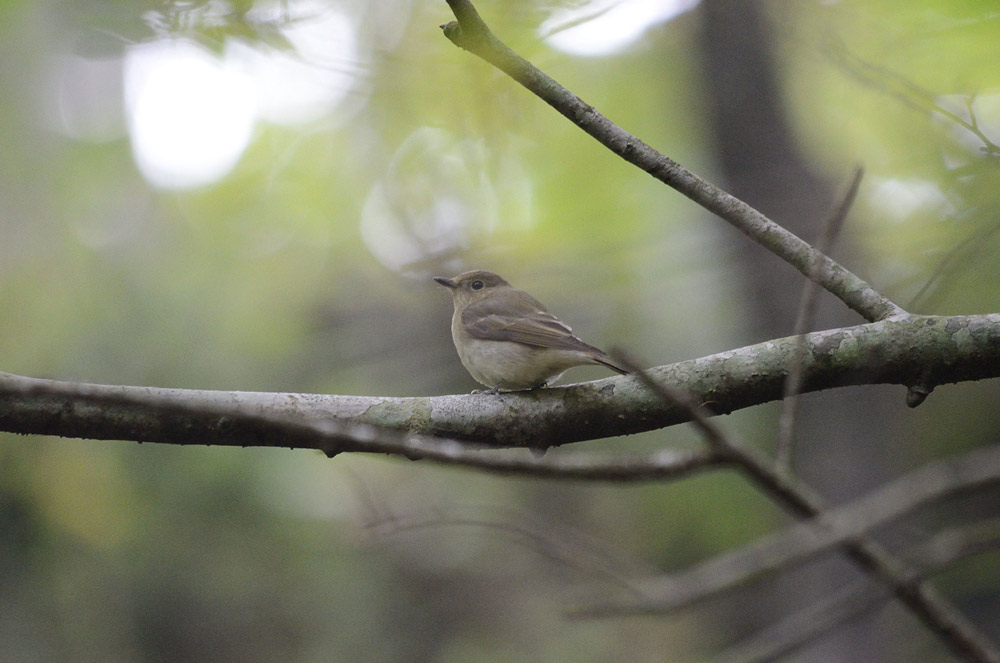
xmin=474 ymin=380 xmax=504 ymax=395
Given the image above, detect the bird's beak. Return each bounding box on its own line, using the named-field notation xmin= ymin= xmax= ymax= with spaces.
xmin=433 ymin=276 xmax=457 ymax=289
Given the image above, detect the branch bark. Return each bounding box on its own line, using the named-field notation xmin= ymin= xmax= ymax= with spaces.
xmin=4 ymin=314 xmax=997 ymax=450
xmin=0 ymin=369 xmax=725 ymax=481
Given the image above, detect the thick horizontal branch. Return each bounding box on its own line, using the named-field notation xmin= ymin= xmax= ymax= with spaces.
xmin=0 ymin=369 xmax=723 ymax=481
xmin=441 ymin=0 xmax=904 ymax=322
xmin=1 ymin=314 xmax=999 ymax=451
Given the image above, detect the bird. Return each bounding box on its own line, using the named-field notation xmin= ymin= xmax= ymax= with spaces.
xmin=434 ymin=270 xmax=629 ymax=392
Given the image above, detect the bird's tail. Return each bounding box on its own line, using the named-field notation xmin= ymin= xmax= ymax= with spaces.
xmin=591 ymin=352 xmax=630 ymax=375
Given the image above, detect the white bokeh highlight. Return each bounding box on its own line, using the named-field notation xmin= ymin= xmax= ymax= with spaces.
xmin=541 ymin=0 xmax=699 ymax=57
xmin=124 ymin=40 xmax=256 ymax=189
xmin=121 ymin=3 xmax=363 ymax=190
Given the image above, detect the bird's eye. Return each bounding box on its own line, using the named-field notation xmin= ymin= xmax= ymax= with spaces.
xmin=471 ymin=280 xmax=485 ymax=290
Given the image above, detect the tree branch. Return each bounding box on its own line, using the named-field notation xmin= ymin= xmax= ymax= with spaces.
xmin=711 ymin=520 xmax=1000 ymax=663
xmin=3 ymin=314 xmax=999 ymax=450
xmin=0 ymin=370 xmax=722 ymax=481
xmin=776 ymin=167 xmax=862 ymax=467
xmin=575 ymin=444 xmax=1000 ymax=616
xmin=611 ymin=350 xmax=1000 ymax=662
xmin=573 ymin=423 xmax=1000 ymax=663
xmin=711 ymin=580 xmax=890 ymax=663
xmin=441 ymin=0 xmax=905 ymax=322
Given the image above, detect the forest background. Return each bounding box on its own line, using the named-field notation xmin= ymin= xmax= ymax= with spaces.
xmin=1 ymin=1 xmax=999 ymax=661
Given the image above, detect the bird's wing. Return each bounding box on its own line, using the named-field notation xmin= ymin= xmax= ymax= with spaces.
xmin=462 ymin=296 xmax=597 ymax=353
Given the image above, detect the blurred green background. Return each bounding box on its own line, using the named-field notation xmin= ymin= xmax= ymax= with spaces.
xmin=1 ymin=1 xmax=999 ymax=661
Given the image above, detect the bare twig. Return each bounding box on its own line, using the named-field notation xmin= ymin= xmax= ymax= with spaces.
xmin=709 ymin=581 xmax=889 ymax=663
xmin=611 ymin=350 xmax=736 ymax=454
xmin=909 ymin=218 xmax=1000 ymax=313
xmin=710 ymin=519 xmax=1000 ymax=663
xmin=909 ymin=519 xmax=1000 ymax=572
xmin=829 ymin=41 xmax=1000 ymax=156
xmin=775 ymin=167 xmax=863 ymax=468
xmin=610 ymin=351 xmax=833 ymax=530
xmin=368 ymin=504 xmax=658 ymax=596
xmin=401 ymin=444 xmax=723 ymax=482
xmin=576 ymin=443 xmax=1000 ymax=615
xmin=441 ymin=0 xmax=905 ymax=322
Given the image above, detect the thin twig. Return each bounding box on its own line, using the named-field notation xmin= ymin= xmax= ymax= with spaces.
xmin=909 ymin=217 xmax=1000 ymax=312
xmin=368 ymin=504 xmax=658 ymax=597
xmin=708 ymin=581 xmax=889 ymax=663
xmin=441 ymin=0 xmax=906 ymax=322
xmin=775 ymin=167 xmax=863 ymax=469
xmin=710 ymin=519 xmax=1000 ymax=663
xmin=611 ymin=350 xmax=736 ymax=454
xmin=398 ymin=441 xmax=724 ymax=482
xmin=576 ymin=443 xmax=1000 ymax=616
xmin=829 ymin=41 xmax=1000 ymax=156
xmin=909 ymin=519 xmax=1000 ymax=572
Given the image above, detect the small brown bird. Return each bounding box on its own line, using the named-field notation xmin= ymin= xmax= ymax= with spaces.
xmin=434 ymin=270 xmax=629 ymax=392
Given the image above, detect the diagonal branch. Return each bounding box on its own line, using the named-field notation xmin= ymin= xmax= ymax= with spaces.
xmin=440 ymin=0 xmax=905 ymax=322
xmin=713 ymin=520 xmax=1000 ymax=663
xmin=575 ymin=444 xmax=1000 ymax=616
xmin=574 ymin=365 xmax=1000 ymax=663
xmin=710 ymin=581 xmax=891 ymax=663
